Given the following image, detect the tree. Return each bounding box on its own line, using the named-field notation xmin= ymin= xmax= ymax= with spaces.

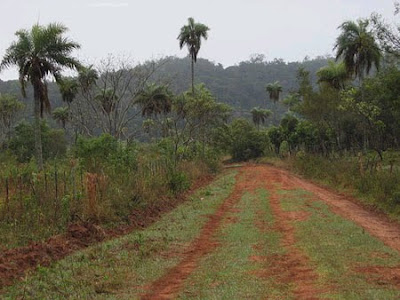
xmin=0 ymin=94 xmax=24 ymax=143
xmin=335 ymin=19 xmax=382 ymax=151
xmin=317 ymin=61 xmax=349 ymax=90
xmin=135 ymin=84 xmax=173 ymax=117
xmin=0 ymin=23 xmax=81 ymax=169
xmin=166 ymin=84 xmax=231 ymax=163
xmin=334 ymin=19 xmax=381 ymax=82
xmin=265 ymin=81 xmax=283 ymax=104
xmin=70 ymin=56 xmax=159 ymax=139
xmin=371 ymin=11 xmax=400 ymax=57
xmin=214 ymin=118 xmax=270 ymax=161
xmin=178 ymin=17 xmax=210 ymax=94
xmin=78 ymin=65 xmax=99 ymax=93
xmin=53 ymin=106 xmax=70 ymax=129
xmin=250 ymin=107 xmax=272 ymax=130
xmin=282 ymin=93 xmax=301 ymax=112
xmin=58 ymin=77 xmax=79 ymax=106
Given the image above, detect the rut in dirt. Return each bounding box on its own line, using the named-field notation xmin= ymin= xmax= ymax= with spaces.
xmin=250 ymin=166 xmax=322 ymax=299
xmin=141 ymin=165 xmax=322 ymax=300
xmin=141 ymin=168 xmax=248 ymax=300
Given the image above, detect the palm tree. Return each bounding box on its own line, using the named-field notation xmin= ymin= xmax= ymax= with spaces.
xmin=282 ymin=93 xmax=301 ymax=111
xmin=53 ymin=106 xmax=70 ymax=129
xmin=95 ymin=89 xmax=118 ymax=136
xmin=0 ymin=23 xmax=81 ymax=169
xmin=317 ymin=61 xmax=349 ymax=90
xmin=135 ymin=84 xmax=173 ymax=117
xmin=178 ymin=17 xmax=210 ymax=94
xmin=265 ymin=81 xmax=283 ymax=105
xmin=251 ymin=107 xmax=272 ymax=130
xmin=58 ymin=77 xmax=79 ymax=106
xmin=334 ymin=19 xmax=381 ymax=83
xmin=78 ymin=65 xmax=98 ymax=93
xmin=95 ymin=89 xmax=117 ymax=115
xmin=335 ymin=19 xmax=381 ymax=151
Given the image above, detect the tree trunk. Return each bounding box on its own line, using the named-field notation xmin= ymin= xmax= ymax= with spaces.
xmin=360 ymin=73 xmax=367 ymax=153
xmin=191 ymin=58 xmax=195 ymax=94
xmin=33 ymin=83 xmax=44 ymax=170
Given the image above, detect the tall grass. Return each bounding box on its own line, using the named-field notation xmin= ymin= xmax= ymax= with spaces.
xmin=285 ymin=152 xmax=400 ymax=218
xmin=0 ymin=140 xmax=217 ymax=249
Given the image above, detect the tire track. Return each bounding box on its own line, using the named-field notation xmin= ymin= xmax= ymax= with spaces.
xmin=141 ymin=167 xmax=258 ymax=300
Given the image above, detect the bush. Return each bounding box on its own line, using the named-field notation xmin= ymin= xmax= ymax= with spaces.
xmin=216 ymin=119 xmax=270 ymax=161
xmin=9 ymin=121 xmax=67 ymax=163
xmin=74 ymin=134 xmax=137 ymax=172
xmin=168 ymin=171 xmax=190 ymax=194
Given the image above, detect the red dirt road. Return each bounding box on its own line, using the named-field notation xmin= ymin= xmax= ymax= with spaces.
xmin=141 ymin=164 xmax=400 ymax=299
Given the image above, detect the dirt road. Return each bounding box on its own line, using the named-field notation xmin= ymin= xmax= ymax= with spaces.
xmin=141 ymin=165 xmax=400 ymax=299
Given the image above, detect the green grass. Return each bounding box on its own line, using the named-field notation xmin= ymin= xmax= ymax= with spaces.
xmin=2 ymin=171 xmax=237 ymax=299
xmin=280 ymin=188 xmax=400 ymax=299
xmin=177 ymin=189 xmax=291 ymax=300
xmin=274 ymin=154 xmax=400 ymax=223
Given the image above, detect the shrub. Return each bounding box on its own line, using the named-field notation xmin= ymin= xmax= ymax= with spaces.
xmin=168 ymin=171 xmax=190 ymax=194
xmin=74 ymin=134 xmax=137 ymax=172
xmin=216 ymin=118 xmax=270 ymax=161
xmin=9 ymin=121 xmax=67 ymax=163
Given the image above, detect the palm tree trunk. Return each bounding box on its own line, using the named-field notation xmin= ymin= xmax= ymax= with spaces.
xmin=360 ymin=73 xmax=367 ymax=153
xmin=191 ymin=58 xmax=194 ymax=94
xmin=33 ymin=83 xmax=44 ymax=170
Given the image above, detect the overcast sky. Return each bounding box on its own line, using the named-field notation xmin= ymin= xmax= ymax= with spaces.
xmin=0 ymin=0 xmax=397 ymax=80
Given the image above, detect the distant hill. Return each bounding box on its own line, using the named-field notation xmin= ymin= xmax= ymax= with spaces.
xmin=0 ymin=55 xmax=330 ymax=123
xmin=157 ymin=56 xmax=330 ymax=111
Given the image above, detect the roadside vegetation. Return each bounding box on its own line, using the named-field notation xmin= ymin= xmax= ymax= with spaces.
xmin=3 ymin=2 xmax=400 ymax=297
xmin=2 ymin=170 xmax=237 ymax=299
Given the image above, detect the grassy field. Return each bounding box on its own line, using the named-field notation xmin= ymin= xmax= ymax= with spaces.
xmin=3 ymin=165 xmax=400 ymax=299
xmin=279 ymin=188 xmax=400 ymax=299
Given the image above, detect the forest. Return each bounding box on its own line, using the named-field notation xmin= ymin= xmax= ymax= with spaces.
xmin=2 ymin=3 xmax=400 ymax=299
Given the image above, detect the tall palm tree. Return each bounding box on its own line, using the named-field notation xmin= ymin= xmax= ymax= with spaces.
xmin=135 ymin=84 xmax=173 ymax=117
xmin=335 ymin=19 xmax=381 ymax=152
xmin=334 ymin=19 xmax=381 ymax=83
xmin=53 ymin=106 xmax=70 ymax=129
xmin=251 ymin=107 xmax=272 ymax=130
xmin=317 ymin=61 xmax=349 ymax=90
xmin=0 ymin=23 xmax=81 ymax=169
xmin=265 ymin=81 xmax=283 ymax=104
xmin=178 ymin=17 xmax=210 ymax=94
